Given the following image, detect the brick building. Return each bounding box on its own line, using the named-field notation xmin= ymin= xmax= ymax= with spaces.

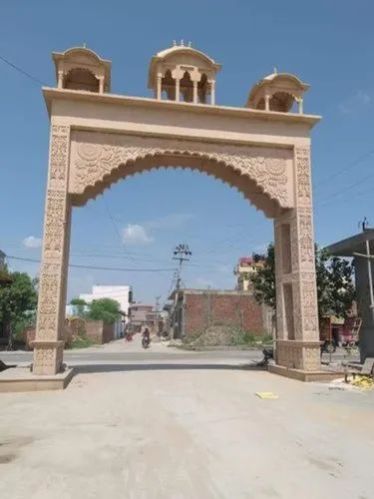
xmin=128 ymin=304 xmax=161 ymax=333
xmin=234 ymin=255 xmax=266 ymax=292
xmin=169 ymin=289 xmax=269 ymax=338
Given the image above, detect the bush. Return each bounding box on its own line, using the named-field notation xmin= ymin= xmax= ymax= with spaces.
xmin=182 ymin=325 xmax=271 ymax=348
xmin=71 ymin=336 xmax=95 ymax=349
xmin=232 ymin=331 xmax=256 ymax=345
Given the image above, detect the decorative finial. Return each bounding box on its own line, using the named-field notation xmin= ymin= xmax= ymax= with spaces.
xmin=180 ymin=39 xmax=184 ymax=46
xmin=83 ymin=42 xmax=87 ymax=49
xmin=173 ymin=40 xmax=177 ymax=46
xmin=273 ymin=66 xmax=278 ymax=74
xmin=188 ymin=41 xmax=192 ymax=47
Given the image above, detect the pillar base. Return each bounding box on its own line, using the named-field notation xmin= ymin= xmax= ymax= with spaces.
xmin=275 ymin=340 xmax=321 ymax=371
xmin=0 ymin=366 xmax=74 ymax=392
xmin=31 ymin=340 xmax=64 ymax=375
xmin=268 ymin=363 xmax=341 ymax=382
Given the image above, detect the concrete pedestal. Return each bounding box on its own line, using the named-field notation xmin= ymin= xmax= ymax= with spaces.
xmin=0 ymin=366 xmax=74 ymax=393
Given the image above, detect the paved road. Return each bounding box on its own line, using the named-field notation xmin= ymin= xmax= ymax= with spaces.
xmin=1 ymin=348 xmax=263 ymax=364
xmin=0 ymin=338 xmax=358 ymax=365
xmin=0 ymin=352 xmax=372 ymax=498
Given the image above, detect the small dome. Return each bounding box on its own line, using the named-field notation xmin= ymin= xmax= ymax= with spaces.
xmin=148 ymin=42 xmax=221 ymax=105
xmin=247 ymin=72 xmax=309 ymax=113
xmin=152 ymin=45 xmax=219 ymax=68
xmin=52 ymin=46 xmax=111 ymax=93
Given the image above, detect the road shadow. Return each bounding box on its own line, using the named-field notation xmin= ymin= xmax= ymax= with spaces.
xmin=70 ymin=362 xmax=267 ymax=378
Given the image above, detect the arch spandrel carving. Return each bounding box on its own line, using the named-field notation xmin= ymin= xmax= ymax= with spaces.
xmin=68 ymin=131 xmax=294 ymax=215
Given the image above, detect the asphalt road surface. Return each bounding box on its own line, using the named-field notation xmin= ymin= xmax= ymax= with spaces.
xmin=0 ymin=336 xmax=358 ymax=366
xmin=0 ymin=340 xmax=371 ymax=499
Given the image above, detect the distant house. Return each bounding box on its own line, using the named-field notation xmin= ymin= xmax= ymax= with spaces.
xmin=234 ymin=256 xmax=265 ymax=292
xmin=128 ymin=304 xmax=155 ymax=333
xmin=79 ymin=285 xmax=132 ymax=319
xmin=67 ymin=284 xmax=132 ymax=339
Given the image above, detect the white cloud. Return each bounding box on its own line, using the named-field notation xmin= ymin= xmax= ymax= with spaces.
xmin=23 ymin=236 xmax=42 ymax=249
xmin=339 ymin=90 xmax=371 ymax=114
xmin=122 ymin=224 xmax=153 ymax=245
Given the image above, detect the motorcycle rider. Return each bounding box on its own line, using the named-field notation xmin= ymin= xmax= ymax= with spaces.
xmin=142 ymin=328 xmax=151 ymax=348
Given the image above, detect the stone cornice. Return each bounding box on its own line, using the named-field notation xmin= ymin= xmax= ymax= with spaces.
xmin=43 ymin=87 xmax=321 ymax=128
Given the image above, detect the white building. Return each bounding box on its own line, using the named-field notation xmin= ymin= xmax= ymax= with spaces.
xmin=80 ymin=285 xmax=132 ymax=319
xmin=66 ymin=285 xmax=132 ymax=339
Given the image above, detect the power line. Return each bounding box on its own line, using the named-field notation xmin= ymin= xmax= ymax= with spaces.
xmin=314 ymin=148 xmax=374 ymax=189
xmin=316 ymin=170 xmax=374 ymax=208
xmin=315 ymin=181 xmax=374 ymax=210
xmin=0 ymin=53 xmax=47 ymax=86
xmin=6 ymin=255 xmax=176 ymax=273
xmin=102 ymin=198 xmax=137 ymax=262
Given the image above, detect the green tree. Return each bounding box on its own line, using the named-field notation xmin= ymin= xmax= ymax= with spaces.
xmin=70 ymin=297 xmax=87 ymax=318
xmin=87 ymin=298 xmax=121 ymax=324
xmin=0 ymin=271 xmax=38 ymax=348
xmin=250 ymin=244 xmax=276 ymax=309
xmin=315 ymin=248 xmax=355 ymax=318
xmin=250 ymin=243 xmax=355 ymax=319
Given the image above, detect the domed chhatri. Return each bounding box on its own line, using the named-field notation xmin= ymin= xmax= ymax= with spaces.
xmin=52 ymin=46 xmax=111 ymax=93
xmin=51 ymin=44 xmax=310 ymax=114
xmin=247 ymin=71 xmax=309 ymax=114
xmin=148 ymin=41 xmax=221 ymax=104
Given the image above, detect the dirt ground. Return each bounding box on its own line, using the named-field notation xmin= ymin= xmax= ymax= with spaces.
xmin=0 ymin=341 xmax=373 ymax=498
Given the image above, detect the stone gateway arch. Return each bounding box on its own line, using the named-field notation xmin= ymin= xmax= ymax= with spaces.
xmin=33 ymin=44 xmax=321 ymax=377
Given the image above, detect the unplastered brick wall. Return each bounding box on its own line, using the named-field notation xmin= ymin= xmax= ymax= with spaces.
xmin=85 ymin=320 xmax=114 ymax=344
xmin=183 ymin=291 xmax=265 ymax=336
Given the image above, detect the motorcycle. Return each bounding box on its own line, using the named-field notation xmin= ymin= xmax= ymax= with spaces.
xmin=142 ymin=336 xmax=150 ymax=349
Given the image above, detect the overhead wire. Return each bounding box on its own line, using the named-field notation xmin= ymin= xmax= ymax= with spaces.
xmin=0 ymin=53 xmax=47 ymax=86
xmin=315 ymin=170 xmax=374 ymax=208
xmin=314 ymin=147 xmax=374 ymax=190
xmin=6 ymin=255 xmax=176 ymax=273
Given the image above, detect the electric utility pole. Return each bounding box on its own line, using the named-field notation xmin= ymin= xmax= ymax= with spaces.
xmin=154 ymin=295 xmax=161 ymax=335
xmin=173 ymin=243 xmax=192 ymax=290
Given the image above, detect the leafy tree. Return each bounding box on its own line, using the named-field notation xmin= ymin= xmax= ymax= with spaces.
xmin=86 ymin=298 xmax=121 ymax=325
xmin=70 ymin=297 xmax=87 ymax=318
xmin=0 ymin=271 xmax=38 ymax=348
xmin=315 ymin=248 xmax=355 ymax=318
xmin=250 ymin=243 xmax=355 ymax=319
xmin=250 ymin=244 xmax=276 ymax=309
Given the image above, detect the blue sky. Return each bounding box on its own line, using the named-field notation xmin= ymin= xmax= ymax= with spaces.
xmin=1 ymin=0 xmax=374 ymax=306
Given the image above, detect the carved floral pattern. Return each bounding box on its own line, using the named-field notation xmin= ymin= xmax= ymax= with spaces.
xmin=295 ymin=147 xmax=311 ymax=202
xmin=301 ymin=280 xmax=318 ymax=331
xmin=33 ymin=345 xmax=62 ymax=375
xmin=35 ymin=126 xmax=70 ymax=358
xmin=69 ymin=133 xmax=292 ymax=208
xmin=43 ymin=190 xmax=66 ymax=258
xmin=297 ymin=207 xmax=314 ymax=266
xmin=50 ymin=126 xmax=69 ymax=189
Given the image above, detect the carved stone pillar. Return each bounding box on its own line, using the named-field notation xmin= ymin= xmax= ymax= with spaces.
xmin=33 ymin=125 xmax=71 ymax=375
xmin=274 ymin=147 xmax=320 ymax=371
